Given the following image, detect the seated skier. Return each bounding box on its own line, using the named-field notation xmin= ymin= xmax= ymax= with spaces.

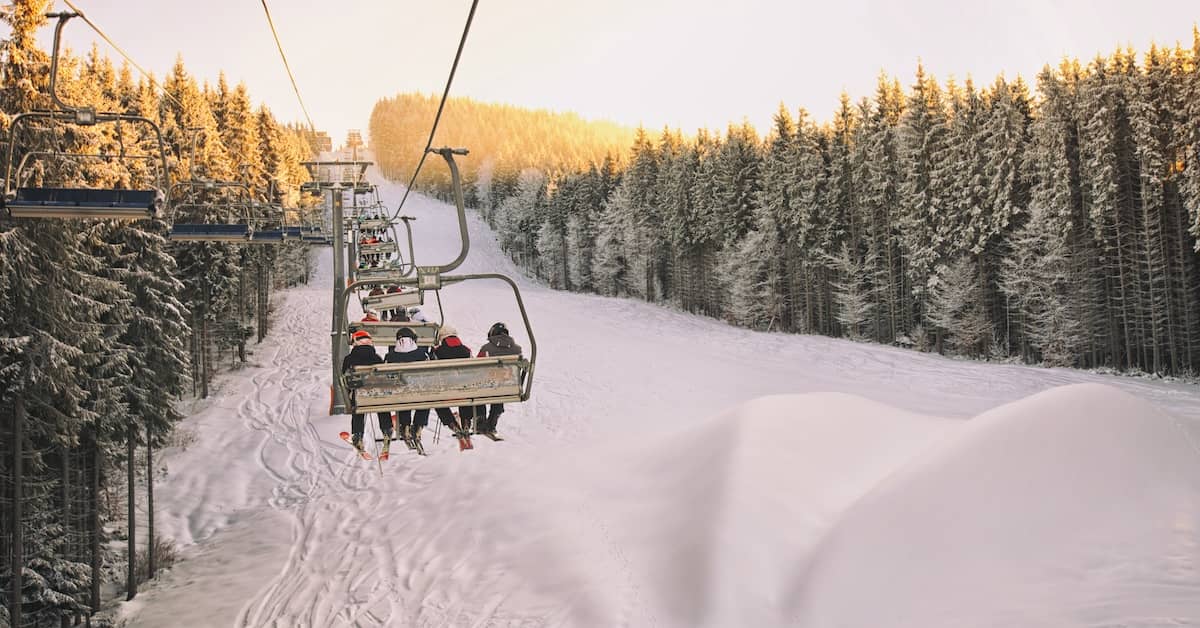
xmin=385 ymin=327 xmax=432 ymax=450
xmin=430 ymin=324 xmax=474 ymax=449
xmin=472 ymin=321 xmax=523 ymax=439
xmin=341 ymin=330 xmax=394 ymax=453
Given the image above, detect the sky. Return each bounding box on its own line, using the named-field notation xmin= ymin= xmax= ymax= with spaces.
xmin=38 ymin=0 xmax=1200 ymax=148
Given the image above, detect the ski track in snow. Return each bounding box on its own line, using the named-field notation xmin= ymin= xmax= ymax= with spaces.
xmin=130 ymin=170 xmax=1200 ymax=628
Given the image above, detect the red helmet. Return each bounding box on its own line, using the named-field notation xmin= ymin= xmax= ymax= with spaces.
xmin=351 ymin=330 xmax=372 ymax=342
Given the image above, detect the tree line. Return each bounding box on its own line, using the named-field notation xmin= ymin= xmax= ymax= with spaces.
xmin=369 ymin=92 xmax=637 ymax=204
xmin=375 ymin=33 xmax=1200 ymax=377
xmin=1 ymin=2 xmax=314 ymax=624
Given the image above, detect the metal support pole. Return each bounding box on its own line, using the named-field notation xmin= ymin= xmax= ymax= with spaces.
xmin=125 ymin=426 xmax=136 ymax=600
xmin=90 ymin=437 xmax=100 ymax=614
xmin=10 ymin=397 xmax=25 ymax=627
xmin=146 ymin=433 xmax=154 ymax=580
xmin=330 ymin=185 xmax=348 ymax=414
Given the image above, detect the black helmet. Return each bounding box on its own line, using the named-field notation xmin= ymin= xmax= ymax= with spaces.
xmin=488 ymin=322 xmax=509 ymax=337
xmin=396 ymin=327 xmax=417 ymax=341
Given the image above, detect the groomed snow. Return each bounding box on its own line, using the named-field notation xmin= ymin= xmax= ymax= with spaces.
xmin=120 ymin=171 xmax=1200 ymax=627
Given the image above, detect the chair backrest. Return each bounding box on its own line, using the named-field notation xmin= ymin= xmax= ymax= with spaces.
xmin=361 ymin=288 xmax=422 ymax=311
xmin=346 ymin=355 xmax=527 ymax=413
xmin=169 ymin=223 xmax=250 ymax=241
xmin=247 ymin=230 xmax=285 ymax=244
xmin=348 ymin=320 xmax=440 ymax=347
xmin=359 ymin=241 xmax=397 ymax=255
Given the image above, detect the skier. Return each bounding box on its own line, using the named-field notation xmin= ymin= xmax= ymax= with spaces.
xmin=385 ymin=327 xmax=431 ymax=453
xmin=340 ymin=330 xmax=394 ymax=456
xmin=361 ymin=309 xmax=380 ymax=323
xmin=407 ymin=306 xmax=430 ymax=323
xmin=384 ymin=285 xmax=406 ymax=321
xmin=431 ymin=323 xmax=474 ymax=449
xmin=472 ymin=321 xmax=523 ymax=439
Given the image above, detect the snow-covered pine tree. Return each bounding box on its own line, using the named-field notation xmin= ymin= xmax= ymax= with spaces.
xmin=688 ymin=130 xmax=731 ymax=317
xmin=754 ymin=105 xmax=799 ymax=330
xmin=999 ymin=202 xmax=1087 ymax=366
xmin=826 ymin=94 xmax=866 ymax=334
xmin=979 ymin=76 xmax=1032 ymax=352
xmin=1131 ymin=44 xmax=1195 ymax=373
xmin=658 ymin=134 xmax=703 ymax=312
xmin=829 ymin=243 xmax=876 ymax=340
xmin=925 ymin=256 xmax=992 ymax=356
xmin=591 ymin=182 xmax=633 ymax=297
xmin=622 ymin=128 xmax=660 ymax=301
xmin=0 ymin=5 xmax=126 ymax=614
xmin=1006 ymin=64 xmax=1090 ymax=366
xmin=857 ymin=77 xmax=906 ymax=342
xmin=720 ymin=209 xmax=785 ymax=330
xmin=1185 ymin=28 xmax=1200 ymax=252
xmin=897 ymin=64 xmax=953 ymax=337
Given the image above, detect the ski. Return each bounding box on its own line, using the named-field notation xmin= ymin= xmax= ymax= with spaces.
xmin=477 ymin=431 xmax=504 ymax=442
xmin=340 ymin=431 xmax=373 ymax=460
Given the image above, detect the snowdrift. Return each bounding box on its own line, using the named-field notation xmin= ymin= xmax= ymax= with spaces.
xmin=467 ymin=393 xmax=953 ymax=627
xmin=790 ymin=383 xmax=1200 ymax=628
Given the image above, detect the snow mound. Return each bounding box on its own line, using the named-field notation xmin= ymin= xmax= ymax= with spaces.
xmin=790 ymin=383 xmax=1200 ymax=628
xmin=483 ymin=393 xmax=952 ymax=627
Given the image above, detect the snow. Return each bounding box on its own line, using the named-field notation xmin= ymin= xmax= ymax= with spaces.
xmin=119 ymin=170 xmax=1200 ymax=627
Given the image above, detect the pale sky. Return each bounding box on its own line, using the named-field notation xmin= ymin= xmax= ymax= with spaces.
xmin=39 ymin=0 xmax=1200 ymax=148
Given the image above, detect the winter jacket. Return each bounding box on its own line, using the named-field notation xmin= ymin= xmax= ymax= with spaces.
xmin=341 ymin=343 xmax=382 ymax=374
xmin=386 ymin=338 xmax=430 ymax=363
xmin=432 ymin=336 xmax=471 ymax=360
xmin=477 ymin=332 xmax=522 ymax=358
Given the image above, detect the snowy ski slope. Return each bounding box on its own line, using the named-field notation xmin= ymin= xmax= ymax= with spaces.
xmin=120 ymin=172 xmax=1200 ymax=627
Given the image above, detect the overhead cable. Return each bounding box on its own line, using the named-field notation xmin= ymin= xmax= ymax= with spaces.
xmin=58 ymin=0 xmax=184 ymax=109
xmin=259 ymin=0 xmax=317 ymax=132
xmin=392 ymin=0 xmax=480 ymax=218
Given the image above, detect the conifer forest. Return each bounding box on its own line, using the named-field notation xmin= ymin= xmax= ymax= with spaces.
xmin=373 ymin=34 xmax=1200 ymax=376
xmin=0 ymin=3 xmax=314 ymax=625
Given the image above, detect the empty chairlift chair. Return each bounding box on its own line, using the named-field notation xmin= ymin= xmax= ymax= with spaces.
xmin=2 ymin=15 xmax=169 ymax=221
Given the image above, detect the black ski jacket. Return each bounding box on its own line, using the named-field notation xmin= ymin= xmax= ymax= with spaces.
xmin=386 ymin=342 xmax=430 ymax=363
xmin=477 ymin=333 xmax=522 ymax=357
xmin=341 ymin=343 xmax=382 ymax=373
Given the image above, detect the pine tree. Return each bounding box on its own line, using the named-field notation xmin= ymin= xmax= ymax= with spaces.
xmin=925 ymin=256 xmax=992 ymax=356
xmin=829 ymin=244 xmax=876 ymax=340
xmin=897 ymin=64 xmax=953 ymax=334
xmin=858 ymin=77 xmax=906 ymax=342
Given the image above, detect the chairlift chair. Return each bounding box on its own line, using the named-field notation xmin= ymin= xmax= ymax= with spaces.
xmin=347 ymin=320 xmax=440 ymax=348
xmin=360 ymin=285 xmax=423 ymax=312
xmin=2 ymin=14 xmax=169 ymax=221
xmin=243 ymin=201 xmax=287 ymax=245
xmin=168 ymin=180 xmax=254 ymax=242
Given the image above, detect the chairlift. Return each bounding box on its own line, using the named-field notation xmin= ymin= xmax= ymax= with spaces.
xmin=330 ymin=147 xmax=536 ymax=416
xmin=243 ymin=201 xmax=287 ymax=245
xmin=167 ymin=180 xmax=255 ymax=242
xmin=2 ymin=13 xmax=169 ymax=220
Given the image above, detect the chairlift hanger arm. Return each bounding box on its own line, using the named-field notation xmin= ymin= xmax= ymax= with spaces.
xmin=423 ymin=147 xmax=471 ymax=274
